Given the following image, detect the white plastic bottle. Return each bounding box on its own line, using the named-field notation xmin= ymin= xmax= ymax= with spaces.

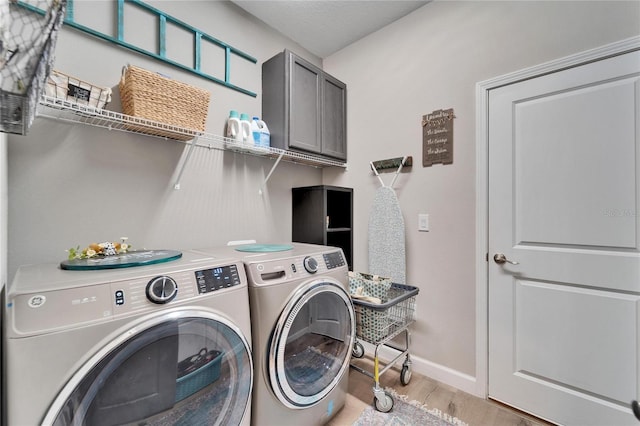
xmin=239 ymin=113 xmax=252 ymax=145
xmin=258 ymin=118 xmax=270 ymax=149
xmin=250 ymin=116 xmax=261 ymax=146
xmin=250 ymin=116 xmax=270 ymax=149
xmin=225 ymin=110 xmax=241 ymax=142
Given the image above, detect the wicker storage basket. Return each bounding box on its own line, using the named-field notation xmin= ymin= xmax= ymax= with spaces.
xmin=45 ymin=70 xmax=112 ymax=109
xmin=119 ymin=65 xmax=210 ymax=141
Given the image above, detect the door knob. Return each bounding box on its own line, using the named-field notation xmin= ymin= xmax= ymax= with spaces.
xmin=493 ymin=253 xmax=519 ymax=265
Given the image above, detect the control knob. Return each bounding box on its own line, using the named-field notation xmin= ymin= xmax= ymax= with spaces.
xmin=303 ymin=256 xmax=318 ymax=274
xmin=146 ymin=276 xmax=178 ymax=304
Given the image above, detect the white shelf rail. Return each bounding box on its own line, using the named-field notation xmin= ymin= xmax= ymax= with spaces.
xmin=35 ymin=96 xmax=347 ymax=189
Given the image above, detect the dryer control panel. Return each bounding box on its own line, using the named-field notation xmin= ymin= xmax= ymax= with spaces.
xmin=289 ymin=251 xmax=344 ymax=277
xmin=323 ymin=251 xmax=346 ymax=269
xmin=250 ymin=250 xmax=345 ymax=283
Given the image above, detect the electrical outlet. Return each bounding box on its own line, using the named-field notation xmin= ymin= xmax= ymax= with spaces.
xmin=418 ymin=213 xmax=429 ymax=231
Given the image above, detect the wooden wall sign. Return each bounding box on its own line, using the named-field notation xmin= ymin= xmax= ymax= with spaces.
xmin=422 ymin=108 xmax=455 ymax=167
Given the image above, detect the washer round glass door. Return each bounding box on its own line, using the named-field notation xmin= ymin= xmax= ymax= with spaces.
xmin=43 ymin=310 xmax=252 ymax=426
xmin=269 ymin=279 xmax=355 ymax=408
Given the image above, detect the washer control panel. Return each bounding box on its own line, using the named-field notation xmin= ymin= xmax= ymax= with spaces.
xmin=7 ymin=256 xmax=247 ymax=336
xmin=195 ymin=264 xmax=242 ymax=294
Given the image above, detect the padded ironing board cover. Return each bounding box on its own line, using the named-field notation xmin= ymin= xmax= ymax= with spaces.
xmin=368 ymin=186 xmax=406 ymax=284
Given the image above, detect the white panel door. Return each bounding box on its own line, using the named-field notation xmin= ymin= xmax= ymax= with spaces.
xmin=488 ymin=50 xmax=640 ymax=425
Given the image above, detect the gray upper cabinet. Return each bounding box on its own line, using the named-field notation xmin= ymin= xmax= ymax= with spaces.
xmin=262 ymin=50 xmax=347 ymax=161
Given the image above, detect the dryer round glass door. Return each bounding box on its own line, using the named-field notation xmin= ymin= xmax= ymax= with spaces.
xmin=43 ymin=310 xmax=253 ymax=426
xmin=269 ymin=279 xmax=355 ymax=408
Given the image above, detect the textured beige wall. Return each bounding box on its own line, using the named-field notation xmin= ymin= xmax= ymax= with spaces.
xmin=322 ymin=0 xmax=640 ymax=382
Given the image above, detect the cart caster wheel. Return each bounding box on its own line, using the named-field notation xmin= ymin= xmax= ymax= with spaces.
xmin=374 ymin=391 xmax=394 ymax=413
xmin=352 ymin=341 xmax=365 ymax=358
xmin=400 ymin=365 xmax=412 ymax=385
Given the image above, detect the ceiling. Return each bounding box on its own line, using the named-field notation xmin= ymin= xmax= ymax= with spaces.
xmin=231 ymin=1 xmax=430 ymax=58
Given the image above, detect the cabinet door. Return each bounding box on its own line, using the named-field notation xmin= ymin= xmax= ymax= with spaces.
xmin=289 ymin=54 xmax=322 ymax=154
xmin=321 ymin=74 xmax=347 ymax=160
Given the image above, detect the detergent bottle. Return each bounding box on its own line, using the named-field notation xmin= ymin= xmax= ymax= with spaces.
xmin=225 ymin=110 xmax=241 ymax=142
xmin=239 ymin=113 xmax=252 ymax=145
xmin=250 ymin=116 xmax=261 ymax=146
xmin=258 ymin=118 xmax=270 ymax=149
xmin=251 ymin=117 xmax=271 ymax=149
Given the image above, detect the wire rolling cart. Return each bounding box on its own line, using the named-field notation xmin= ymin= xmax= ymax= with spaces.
xmin=350 ymin=282 xmax=419 ymax=413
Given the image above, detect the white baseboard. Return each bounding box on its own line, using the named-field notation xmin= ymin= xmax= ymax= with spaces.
xmin=359 ymin=341 xmax=481 ymax=397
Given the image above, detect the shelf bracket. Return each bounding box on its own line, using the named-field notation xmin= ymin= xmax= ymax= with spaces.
xmin=259 ymin=151 xmax=285 ymax=195
xmin=173 ymin=136 xmax=199 ymax=190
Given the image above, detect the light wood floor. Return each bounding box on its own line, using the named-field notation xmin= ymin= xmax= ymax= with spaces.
xmin=328 ymin=356 xmax=554 ymax=426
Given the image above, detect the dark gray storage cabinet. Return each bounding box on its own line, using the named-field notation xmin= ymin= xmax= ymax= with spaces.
xmin=262 ymin=50 xmax=347 ymax=161
xmin=292 ymin=185 xmax=352 ymax=269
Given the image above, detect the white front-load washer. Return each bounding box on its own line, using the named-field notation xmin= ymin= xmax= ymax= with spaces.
xmin=197 ymin=243 xmax=355 ymax=426
xmin=3 ymin=250 xmax=253 ymax=426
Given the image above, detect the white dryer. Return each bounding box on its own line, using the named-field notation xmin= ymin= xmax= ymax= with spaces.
xmin=198 ymin=243 xmax=355 ymax=426
xmin=3 ymin=250 xmax=253 ymax=426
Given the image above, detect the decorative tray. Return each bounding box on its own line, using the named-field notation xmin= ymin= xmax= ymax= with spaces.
xmin=60 ymin=249 xmax=182 ymax=270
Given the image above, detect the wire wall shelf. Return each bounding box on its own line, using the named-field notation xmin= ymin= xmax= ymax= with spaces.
xmin=36 ymin=96 xmax=346 ymax=189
